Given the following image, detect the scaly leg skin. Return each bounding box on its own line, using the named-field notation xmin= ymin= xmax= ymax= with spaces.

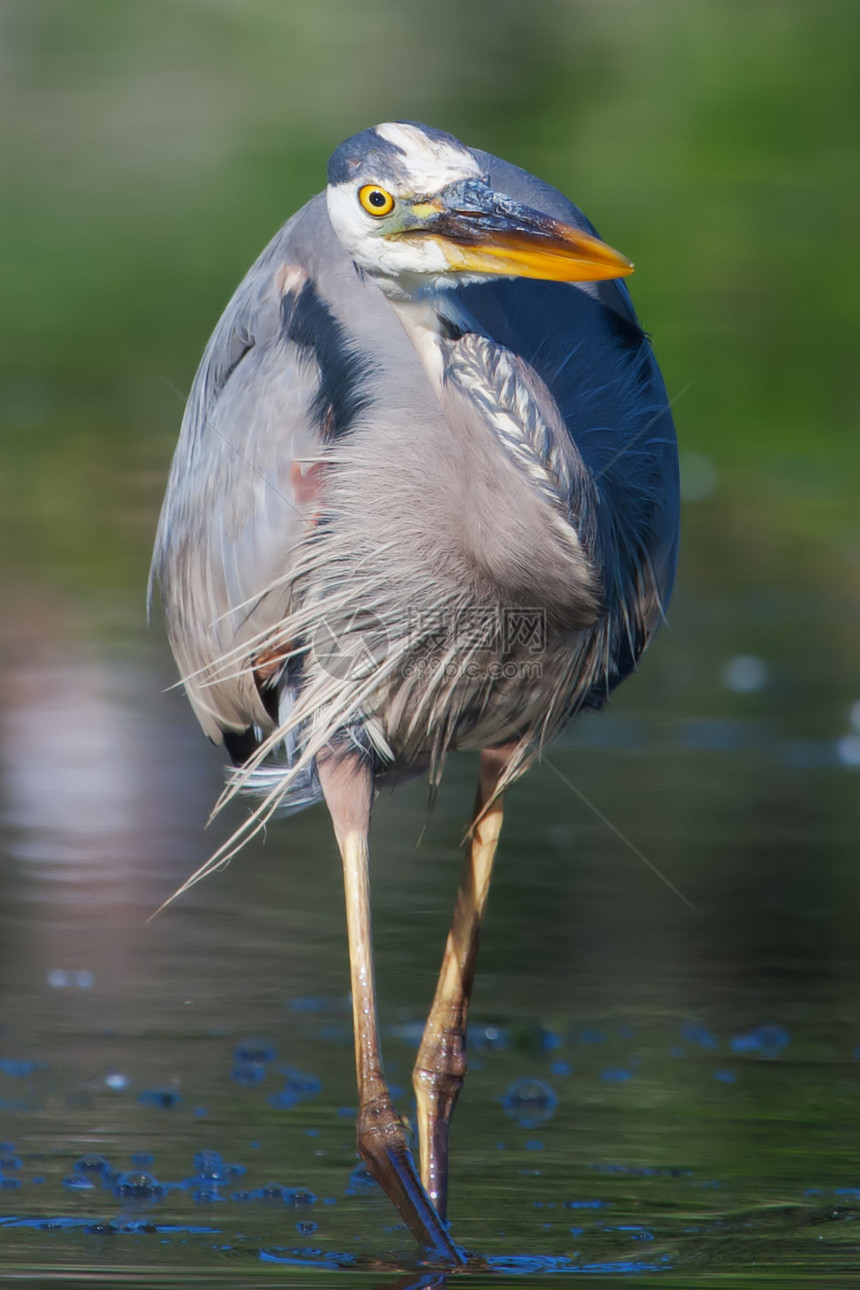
xmin=412 ymin=745 xmax=510 ymax=1220
xmin=319 ymin=752 xmax=466 ymax=1265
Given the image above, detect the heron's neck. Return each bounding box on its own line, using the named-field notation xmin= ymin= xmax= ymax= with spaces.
xmin=386 ymin=289 xmax=478 ymax=393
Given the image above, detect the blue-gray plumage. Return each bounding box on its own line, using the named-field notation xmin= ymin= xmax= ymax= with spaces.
xmin=152 ymin=122 xmax=678 ymax=1262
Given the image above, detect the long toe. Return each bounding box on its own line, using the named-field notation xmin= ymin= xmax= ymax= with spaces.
xmin=358 ymin=1113 xmax=466 ymax=1264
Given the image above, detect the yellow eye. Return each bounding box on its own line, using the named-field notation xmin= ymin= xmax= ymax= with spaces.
xmin=358 ymin=184 xmax=395 ymax=217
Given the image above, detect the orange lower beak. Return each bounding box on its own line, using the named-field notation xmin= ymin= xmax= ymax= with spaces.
xmin=438 ymin=222 xmax=633 ymax=283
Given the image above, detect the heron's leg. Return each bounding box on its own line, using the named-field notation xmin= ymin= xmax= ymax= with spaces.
xmin=318 ymin=752 xmax=465 ymax=1264
xmin=413 ymin=745 xmax=510 ymax=1220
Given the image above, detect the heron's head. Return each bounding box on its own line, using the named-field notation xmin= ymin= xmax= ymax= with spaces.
xmin=326 ymin=121 xmax=633 ymax=299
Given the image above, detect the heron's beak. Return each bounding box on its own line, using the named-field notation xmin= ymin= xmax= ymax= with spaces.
xmin=405 ymin=179 xmax=633 ymax=283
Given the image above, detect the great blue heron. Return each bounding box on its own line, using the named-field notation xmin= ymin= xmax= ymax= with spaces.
xmin=151 ymin=121 xmax=678 ymax=1262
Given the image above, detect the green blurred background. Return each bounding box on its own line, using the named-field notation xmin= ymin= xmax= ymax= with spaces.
xmin=1 ymin=1 xmax=859 ymax=1279
xmin=2 ymin=0 xmax=857 ymax=607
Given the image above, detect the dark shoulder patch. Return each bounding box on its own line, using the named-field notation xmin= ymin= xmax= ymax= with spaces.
xmin=283 ymin=278 xmax=375 ymax=440
xmin=223 ymin=726 xmax=261 ymax=766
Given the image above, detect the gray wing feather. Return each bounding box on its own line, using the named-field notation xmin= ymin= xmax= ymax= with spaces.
xmin=151 ymin=215 xmax=323 ymax=740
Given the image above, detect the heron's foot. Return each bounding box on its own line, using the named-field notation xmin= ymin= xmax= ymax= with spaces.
xmin=358 ymin=1096 xmax=467 ymax=1265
